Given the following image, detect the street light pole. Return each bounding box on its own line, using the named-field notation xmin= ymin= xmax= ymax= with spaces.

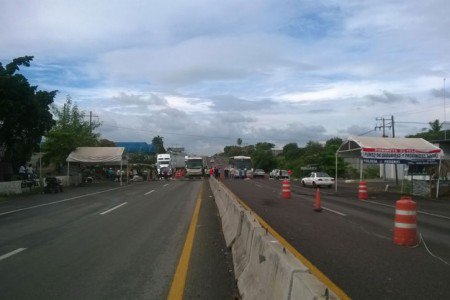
xmin=444 ymin=78 xmax=447 ymax=140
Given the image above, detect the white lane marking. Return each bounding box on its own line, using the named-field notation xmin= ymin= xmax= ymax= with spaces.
xmin=144 ymin=190 xmax=155 ymax=195
xmin=255 ymin=184 xmax=262 ymax=188
xmin=0 ymin=186 xmax=128 ymax=217
xmin=0 ymin=248 xmax=26 ymax=261
xmin=163 ymin=184 xmax=169 ymax=187
xmin=363 ymin=200 xmax=450 ymax=220
xmin=100 ymin=202 xmax=128 ymax=215
xmin=322 ymin=206 xmax=347 ymax=216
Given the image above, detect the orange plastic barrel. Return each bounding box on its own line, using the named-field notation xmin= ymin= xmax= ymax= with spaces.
xmin=393 ymin=196 xmax=418 ymax=246
xmin=282 ymin=179 xmax=291 ymax=199
xmin=358 ymin=181 xmax=368 ymax=200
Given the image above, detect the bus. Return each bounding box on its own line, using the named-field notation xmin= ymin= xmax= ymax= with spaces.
xmin=185 ymin=156 xmax=204 ymax=178
xmin=229 ymin=156 xmax=253 ymax=178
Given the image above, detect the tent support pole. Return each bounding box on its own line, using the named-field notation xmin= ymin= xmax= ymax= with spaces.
xmin=359 ymin=159 xmax=363 ymax=181
xmin=335 ymin=152 xmax=338 ymax=192
xmin=120 ymin=160 xmax=123 ymax=186
xmin=436 ymin=158 xmax=442 ymax=199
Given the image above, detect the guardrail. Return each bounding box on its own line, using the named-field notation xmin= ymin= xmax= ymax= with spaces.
xmin=209 ymin=177 xmax=339 ymax=299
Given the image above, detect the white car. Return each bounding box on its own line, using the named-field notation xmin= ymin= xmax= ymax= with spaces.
xmin=253 ymin=169 xmax=266 ymax=178
xmin=301 ymin=172 xmax=334 ymax=188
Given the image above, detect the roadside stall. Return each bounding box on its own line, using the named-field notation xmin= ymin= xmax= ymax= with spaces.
xmin=335 ymin=136 xmax=443 ymax=198
xmin=66 ymin=147 xmax=128 ymax=186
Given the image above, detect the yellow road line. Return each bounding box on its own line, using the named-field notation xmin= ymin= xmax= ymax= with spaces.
xmin=235 ymin=194 xmax=351 ymax=300
xmin=167 ymin=183 xmax=203 ymax=300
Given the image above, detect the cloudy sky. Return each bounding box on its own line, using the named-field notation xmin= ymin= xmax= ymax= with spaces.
xmin=1 ymin=0 xmax=449 ymax=154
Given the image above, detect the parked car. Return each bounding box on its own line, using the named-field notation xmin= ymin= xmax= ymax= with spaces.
xmin=253 ymin=169 xmax=266 ymax=178
xmin=301 ymin=172 xmax=334 ymax=188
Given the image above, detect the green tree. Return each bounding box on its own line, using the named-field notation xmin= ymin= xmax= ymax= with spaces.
xmin=283 ymin=143 xmax=301 ymax=160
xmin=236 ymin=138 xmax=242 ymax=146
xmin=42 ymin=97 xmax=100 ymax=168
xmin=407 ymin=119 xmax=444 ymax=141
xmin=251 ymin=142 xmax=276 ymax=171
xmin=0 ymin=56 xmax=56 ymax=180
xmin=152 ymin=136 xmax=165 ymax=153
xmin=255 ymin=142 xmax=274 ymax=151
xmin=128 ymin=153 xmax=155 ymax=165
xmin=99 ymin=138 xmax=115 ymax=147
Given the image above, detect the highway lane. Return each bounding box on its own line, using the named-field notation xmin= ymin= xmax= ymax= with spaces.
xmin=0 ymin=180 xmax=236 ymax=299
xmin=224 ymin=178 xmax=450 ymax=300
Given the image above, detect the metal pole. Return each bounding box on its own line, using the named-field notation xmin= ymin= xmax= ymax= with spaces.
xmin=436 ymin=158 xmax=442 ymax=199
xmin=359 ymin=158 xmax=362 ymax=181
xmin=444 ymin=78 xmax=447 ymax=140
xmin=120 ymin=160 xmax=123 ymax=186
xmin=39 ymin=143 xmax=43 ymax=187
xmin=335 ymin=152 xmax=338 ymax=192
xmin=67 ymin=161 xmax=70 ymax=187
xmin=392 ymin=115 xmax=399 ymax=185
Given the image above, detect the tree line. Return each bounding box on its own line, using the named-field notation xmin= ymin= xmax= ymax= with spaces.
xmin=0 ymin=56 xmax=166 ymax=181
xmin=221 ymin=138 xmax=347 ymax=177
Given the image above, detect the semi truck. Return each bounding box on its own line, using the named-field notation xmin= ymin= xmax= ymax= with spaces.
xmin=185 ymin=156 xmax=204 ymax=179
xmin=156 ymin=154 xmax=172 ymax=176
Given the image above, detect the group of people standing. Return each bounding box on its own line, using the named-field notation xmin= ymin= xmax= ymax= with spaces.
xmin=18 ymin=164 xmax=35 ymax=180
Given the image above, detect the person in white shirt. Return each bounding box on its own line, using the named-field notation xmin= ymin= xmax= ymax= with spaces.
xmin=19 ymin=164 xmax=27 ymax=179
xmin=26 ymin=164 xmax=34 ymax=179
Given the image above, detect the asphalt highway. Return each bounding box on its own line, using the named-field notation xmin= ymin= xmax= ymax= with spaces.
xmin=0 ymin=180 xmax=236 ymax=299
xmin=223 ymin=178 xmax=450 ymax=300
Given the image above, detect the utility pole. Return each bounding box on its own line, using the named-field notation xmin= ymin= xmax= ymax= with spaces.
xmin=375 ymin=117 xmax=394 ymax=181
xmin=89 ymin=111 xmax=99 ymax=133
xmin=444 ymin=78 xmax=447 ymax=140
xmin=391 ymin=115 xmax=398 ymax=185
xmin=375 ymin=117 xmax=392 ymax=137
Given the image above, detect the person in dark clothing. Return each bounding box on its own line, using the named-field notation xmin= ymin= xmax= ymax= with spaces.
xmin=214 ymin=167 xmax=219 ymax=178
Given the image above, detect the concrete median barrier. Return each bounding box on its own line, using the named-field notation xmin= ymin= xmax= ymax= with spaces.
xmin=209 ymin=178 xmax=227 ymax=216
xmin=232 ymin=211 xmax=265 ymax=279
xmin=238 ymin=229 xmax=312 ymax=300
xmin=221 ymin=200 xmax=245 ymax=247
xmin=209 ymin=177 xmax=340 ymax=300
xmin=291 ymin=270 xmax=337 ymax=299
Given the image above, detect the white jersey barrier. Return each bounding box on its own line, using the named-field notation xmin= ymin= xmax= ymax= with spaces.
xmin=210 ymin=176 xmax=245 ymax=247
xmin=209 ymin=177 xmax=338 ymax=300
xmin=232 ymin=212 xmax=265 ymax=279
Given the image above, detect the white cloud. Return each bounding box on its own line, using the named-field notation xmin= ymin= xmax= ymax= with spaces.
xmin=1 ymin=0 xmax=449 ymax=154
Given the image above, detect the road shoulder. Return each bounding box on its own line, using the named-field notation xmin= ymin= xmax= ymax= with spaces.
xmin=184 ymin=180 xmax=238 ymax=299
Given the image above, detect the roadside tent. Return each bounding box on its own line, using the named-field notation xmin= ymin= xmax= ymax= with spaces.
xmin=335 ymin=136 xmax=443 ymax=197
xmin=66 ymin=147 xmax=127 ymax=184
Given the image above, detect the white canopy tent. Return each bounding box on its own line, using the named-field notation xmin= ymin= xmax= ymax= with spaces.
xmin=66 ymin=147 xmax=127 ymax=185
xmin=335 ymin=136 xmax=443 ymax=198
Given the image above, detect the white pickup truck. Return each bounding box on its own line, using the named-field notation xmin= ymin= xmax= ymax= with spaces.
xmin=301 ymin=172 xmax=334 ymax=188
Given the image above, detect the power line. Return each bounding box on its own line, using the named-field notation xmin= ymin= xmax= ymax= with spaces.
xmin=101 ymin=124 xmax=305 ymax=143
xmin=357 ymin=129 xmax=376 ymax=136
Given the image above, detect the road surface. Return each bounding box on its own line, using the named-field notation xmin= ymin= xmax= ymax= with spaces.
xmin=223 ymin=178 xmax=450 ymax=299
xmin=0 ymin=180 xmax=236 ymax=299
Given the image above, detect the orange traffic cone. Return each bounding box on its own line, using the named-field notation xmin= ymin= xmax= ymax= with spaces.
xmin=314 ymin=187 xmax=322 ymax=212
